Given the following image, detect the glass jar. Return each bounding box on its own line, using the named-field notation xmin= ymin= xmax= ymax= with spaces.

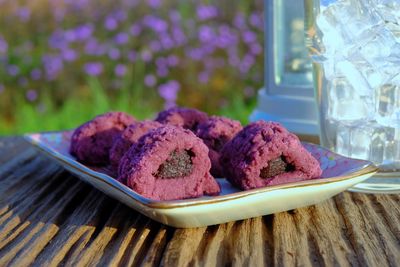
xmin=304 ymin=0 xmax=400 ymax=193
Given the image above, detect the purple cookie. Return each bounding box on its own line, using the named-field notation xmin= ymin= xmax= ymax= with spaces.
xmin=109 ymin=120 xmax=162 ymax=171
xmin=155 ymin=107 xmax=208 ymax=132
xmin=196 ymin=116 xmax=243 ymax=177
xmin=118 ymin=125 xmax=220 ymax=201
xmin=220 ymin=121 xmax=322 ymax=190
xmin=70 ymin=111 xmax=136 ymax=165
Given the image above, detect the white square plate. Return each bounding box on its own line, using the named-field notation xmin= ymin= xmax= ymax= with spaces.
xmin=25 ymin=131 xmax=378 ymax=228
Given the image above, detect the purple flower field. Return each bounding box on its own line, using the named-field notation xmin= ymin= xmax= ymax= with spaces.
xmin=0 ymin=0 xmax=264 ymax=134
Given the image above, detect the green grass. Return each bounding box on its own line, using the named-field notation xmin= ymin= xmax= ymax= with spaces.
xmin=3 ymin=77 xmax=256 ymax=135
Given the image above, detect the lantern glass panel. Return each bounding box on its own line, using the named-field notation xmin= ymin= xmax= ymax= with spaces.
xmin=273 ymin=0 xmax=313 ymax=87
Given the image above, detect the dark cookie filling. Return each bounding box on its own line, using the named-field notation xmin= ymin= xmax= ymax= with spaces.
xmin=212 ymin=136 xmax=229 ymax=151
xmin=155 ymin=150 xmax=193 ymax=179
xmin=260 ymin=157 xmax=294 ymax=178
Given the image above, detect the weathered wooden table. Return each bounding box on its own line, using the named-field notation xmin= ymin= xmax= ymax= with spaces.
xmin=0 ymin=137 xmax=399 ymax=266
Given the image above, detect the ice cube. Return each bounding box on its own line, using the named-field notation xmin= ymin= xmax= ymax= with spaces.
xmin=376 ymin=83 xmax=400 ymax=126
xmin=386 ymin=22 xmax=400 ymax=43
xmin=327 ymin=77 xmax=372 ymax=120
xmin=316 ymin=12 xmax=346 ymax=55
xmin=335 ymin=122 xmax=351 ymax=156
xmin=347 ymin=54 xmax=390 ymax=88
xmin=350 ymin=125 xmax=372 ymax=160
xmin=372 ymin=0 xmax=400 ymax=25
xmin=343 ymin=1 xmax=382 ymax=37
xmin=336 ymin=60 xmax=372 ymax=96
xmin=369 ymin=125 xmax=387 ymax=163
xmin=335 ymin=121 xmax=399 ymax=165
xmin=357 ymin=25 xmax=397 ymax=64
xmin=382 ymin=127 xmax=400 ymax=170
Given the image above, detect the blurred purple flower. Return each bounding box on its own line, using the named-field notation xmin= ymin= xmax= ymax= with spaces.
xmin=158 ymin=80 xmax=180 ymax=107
xmin=250 ymin=13 xmax=263 ymax=29
xmin=250 ymin=43 xmax=262 ymax=55
xmin=234 ymin=13 xmax=247 ymax=29
xmin=62 ymin=48 xmax=78 ymax=62
xmin=143 ymin=15 xmax=168 ymax=33
xmin=149 ymin=40 xmax=162 ymax=52
xmin=114 ymin=32 xmax=129 ymax=45
xmin=216 ymin=25 xmax=238 ymax=48
xmin=156 ymin=57 xmax=166 ymax=68
xmin=108 ymin=48 xmax=121 ymax=60
xmin=30 ymin=69 xmax=42 ymax=80
xmin=0 ymin=84 xmax=4 ymax=94
xmin=239 ymin=54 xmax=256 ymax=74
xmin=129 ymin=24 xmax=142 ymax=36
xmin=144 ymin=74 xmax=156 ymax=87
xmin=160 ymin=34 xmax=174 ymax=49
xmin=197 ymin=5 xmax=218 ymax=20
xmin=26 ymin=89 xmax=38 ymax=102
xmin=74 ymin=24 xmax=93 ymax=40
xmin=48 ymin=31 xmax=68 ymax=50
xmin=169 ymin=10 xmax=181 ymax=23
xmin=242 ymin=30 xmax=257 ymax=44
xmin=243 ymin=54 xmax=256 ymax=66
xmin=42 ymin=55 xmax=63 ymax=80
xmin=198 ymin=71 xmax=209 ymax=84
xmin=172 ymin=27 xmax=187 ymax=45
xmin=16 ymin=7 xmax=31 ymax=22
xmin=167 ymin=55 xmax=179 ymax=67
xmin=141 ymin=50 xmax=153 ymax=62
xmin=128 ymin=50 xmax=137 ymax=62
xmin=84 ymin=62 xmax=103 ymax=76
xmin=157 ymin=67 xmax=169 ymax=77
xmin=68 ymin=0 xmax=89 ymax=10
xmin=85 ymin=38 xmax=106 ymax=56
xmin=104 ymin=17 xmax=118 ymax=31
xmin=113 ymin=10 xmax=127 ymax=21
xmin=64 ymin=29 xmax=77 ymax=42
xmin=0 ymin=36 xmax=8 ymax=54
xmin=7 ymin=65 xmax=20 ymax=76
xmin=198 ymin=25 xmax=215 ymax=43
xmin=186 ymin=48 xmax=201 ymax=60
xmin=148 ymin=0 xmax=161 ymax=8
xmin=114 ymin=64 xmax=127 ymax=77
xmin=203 ymin=46 xmax=214 ymax=55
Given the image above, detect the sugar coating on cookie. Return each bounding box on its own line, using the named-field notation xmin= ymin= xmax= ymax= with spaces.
xmin=118 ymin=125 xmax=220 ymax=200
xmin=155 ymin=107 xmax=208 ymax=132
xmin=70 ymin=111 xmax=136 ymax=165
xmin=220 ymin=121 xmax=322 ymax=190
xmin=109 ymin=120 xmax=162 ymax=171
xmin=196 ymin=116 xmax=243 ymax=177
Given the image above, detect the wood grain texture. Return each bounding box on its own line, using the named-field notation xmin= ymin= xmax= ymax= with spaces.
xmin=0 ymin=137 xmax=399 ymax=267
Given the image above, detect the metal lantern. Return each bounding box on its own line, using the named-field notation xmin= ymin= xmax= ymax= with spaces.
xmin=251 ymin=0 xmax=319 ymax=140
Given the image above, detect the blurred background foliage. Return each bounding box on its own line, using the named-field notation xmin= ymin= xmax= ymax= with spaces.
xmin=0 ymin=0 xmax=264 ymax=134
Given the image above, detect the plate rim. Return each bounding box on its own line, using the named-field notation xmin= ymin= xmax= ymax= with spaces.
xmin=24 ymin=132 xmax=379 ymax=210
